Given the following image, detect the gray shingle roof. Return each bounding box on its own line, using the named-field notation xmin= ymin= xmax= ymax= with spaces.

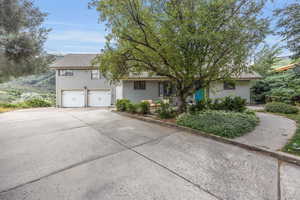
xmin=50 ymin=54 xmax=98 ymax=69
xmin=50 ymin=54 xmax=261 ymax=80
xmin=234 ymin=72 xmax=262 ymax=80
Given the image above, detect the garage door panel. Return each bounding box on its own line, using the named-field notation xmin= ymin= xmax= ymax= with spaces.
xmin=88 ymin=91 xmax=111 ymax=107
xmin=62 ymin=91 xmax=85 ymax=108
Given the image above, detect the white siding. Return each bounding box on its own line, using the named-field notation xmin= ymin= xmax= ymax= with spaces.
xmin=122 ymin=80 xmax=160 ymax=103
xmin=209 ymin=80 xmax=252 ymax=103
xmin=56 ymin=69 xmax=115 ymax=107
xmin=115 ymin=81 xmax=123 ymax=100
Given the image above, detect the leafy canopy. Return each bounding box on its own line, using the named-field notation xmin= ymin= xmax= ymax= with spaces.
xmin=93 ymin=0 xmax=269 ymax=110
xmin=0 ymin=0 xmax=50 ymax=80
xmin=275 ymin=1 xmax=300 ymax=59
xmin=251 ymin=44 xmax=282 ymax=77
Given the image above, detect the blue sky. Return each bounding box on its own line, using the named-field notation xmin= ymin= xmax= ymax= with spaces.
xmin=35 ymin=0 xmax=296 ymax=55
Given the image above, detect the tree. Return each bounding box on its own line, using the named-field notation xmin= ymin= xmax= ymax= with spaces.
xmin=252 ymin=44 xmax=282 ymax=77
xmin=0 ymin=53 xmax=55 ymax=83
xmin=0 ymin=0 xmax=50 ymax=78
xmin=275 ymin=1 xmax=300 ymax=59
xmin=92 ymin=0 xmax=270 ymax=112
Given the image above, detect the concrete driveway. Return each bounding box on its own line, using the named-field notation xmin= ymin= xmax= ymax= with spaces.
xmin=0 ymin=108 xmax=299 ymax=200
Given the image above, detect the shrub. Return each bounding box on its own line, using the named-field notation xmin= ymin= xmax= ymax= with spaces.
xmin=243 ymin=109 xmax=256 ymax=115
xmin=0 ymin=102 xmax=18 ymax=108
xmin=176 ymin=110 xmax=259 ymax=138
xmin=116 ymin=99 xmax=130 ymax=112
xmin=156 ymin=101 xmax=176 ymax=119
xmin=23 ymin=98 xmax=52 ymax=107
xmin=251 ymin=80 xmax=271 ymax=104
xmin=251 ymin=71 xmax=300 ymax=105
xmin=188 ymin=99 xmax=212 ymax=114
xmin=136 ymin=101 xmax=150 ymax=115
xmin=212 ymin=96 xmax=247 ymax=112
xmin=265 ymin=102 xmax=299 ymax=114
xmin=127 ymin=103 xmax=138 ymax=113
xmin=188 ymin=97 xmax=247 ymax=113
xmin=0 ymin=98 xmax=52 ymax=108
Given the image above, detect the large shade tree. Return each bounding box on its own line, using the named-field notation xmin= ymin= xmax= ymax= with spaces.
xmin=275 ymin=1 xmax=300 ymax=59
xmin=92 ymin=0 xmax=270 ymax=112
xmin=0 ymin=0 xmax=50 ymax=81
xmin=251 ymin=44 xmax=282 ymax=77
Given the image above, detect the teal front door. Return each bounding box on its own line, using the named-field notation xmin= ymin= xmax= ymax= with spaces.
xmin=195 ymin=89 xmax=205 ymax=102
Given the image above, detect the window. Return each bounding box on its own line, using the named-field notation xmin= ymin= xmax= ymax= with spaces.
xmin=159 ymin=81 xmax=176 ymax=97
xmin=134 ymin=81 xmax=146 ymax=90
xmin=224 ymin=81 xmax=236 ymax=90
xmin=159 ymin=82 xmax=164 ymax=97
xmin=91 ymin=70 xmax=101 ymax=80
xmin=59 ymin=70 xmax=73 ymax=76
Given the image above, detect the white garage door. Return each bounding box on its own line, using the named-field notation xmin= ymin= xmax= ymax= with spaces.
xmin=62 ymin=91 xmax=85 ymax=108
xmin=88 ymin=90 xmax=111 ymax=107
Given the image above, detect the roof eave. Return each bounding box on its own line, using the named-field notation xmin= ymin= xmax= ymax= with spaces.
xmin=120 ymin=77 xmax=262 ymax=81
xmin=50 ymin=66 xmax=98 ymax=70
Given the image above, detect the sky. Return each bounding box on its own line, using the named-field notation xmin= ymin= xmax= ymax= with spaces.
xmin=35 ymin=0 xmax=297 ymax=55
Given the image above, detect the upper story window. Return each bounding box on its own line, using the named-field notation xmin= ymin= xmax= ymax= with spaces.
xmin=134 ymin=81 xmax=146 ymax=90
xmin=91 ymin=70 xmax=101 ymax=80
xmin=224 ymin=81 xmax=236 ymax=90
xmin=59 ymin=70 xmax=73 ymax=76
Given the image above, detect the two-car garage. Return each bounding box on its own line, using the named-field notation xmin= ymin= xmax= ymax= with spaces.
xmin=61 ymin=90 xmax=111 ymax=108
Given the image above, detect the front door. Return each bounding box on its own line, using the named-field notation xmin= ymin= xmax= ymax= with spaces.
xmin=195 ymin=89 xmax=205 ymax=102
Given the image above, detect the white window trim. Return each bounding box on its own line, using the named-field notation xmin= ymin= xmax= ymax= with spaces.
xmin=59 ymin=70 xmax=74 ymax=76
xmin=91 ymin=70 xmax=101 ymax=80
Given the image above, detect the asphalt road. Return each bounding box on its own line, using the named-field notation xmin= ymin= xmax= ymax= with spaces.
xmin=0 ymin=108 xmax=299 ymax=200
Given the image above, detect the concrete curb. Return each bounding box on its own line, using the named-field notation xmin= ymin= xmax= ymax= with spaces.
xmin=112 ymin=110 xmax=300 ymax=167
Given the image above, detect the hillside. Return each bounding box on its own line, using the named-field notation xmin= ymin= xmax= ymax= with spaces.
xmin=0 ymin=70 xmax=55 ymax=103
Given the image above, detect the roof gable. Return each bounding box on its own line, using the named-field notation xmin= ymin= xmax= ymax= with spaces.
xmin=50 ymin=54 xmax=98 ymax=69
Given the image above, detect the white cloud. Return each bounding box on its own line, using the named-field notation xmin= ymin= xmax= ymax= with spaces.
xmin=45 ymin=21 xmax=82 ymax=27
xmin=48 ymin=30 xmax=107 ymax=43
xmin=45 ymin=44 xmax=103 ymax=54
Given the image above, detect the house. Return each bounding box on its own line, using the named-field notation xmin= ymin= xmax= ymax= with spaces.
xmin=50 ymin=54 xmax=115 ymax=108
xmin=51 ymin=54 xmax=261 ymax=108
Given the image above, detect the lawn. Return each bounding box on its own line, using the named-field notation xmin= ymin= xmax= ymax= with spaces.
xmin=281 ymin=113 xmax=300 ymax=156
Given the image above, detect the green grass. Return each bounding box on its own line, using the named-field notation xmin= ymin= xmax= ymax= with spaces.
xmin=176 ymin=110 xmax=259 ymax=139
xmin=280 ymin=113 xmax=300 ymax=156
xmin=0 ymin=98 xmax=52 ymax=109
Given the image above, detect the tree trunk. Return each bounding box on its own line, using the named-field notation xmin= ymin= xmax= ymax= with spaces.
xmin=177 ymin=92 xmax=187 ymax=113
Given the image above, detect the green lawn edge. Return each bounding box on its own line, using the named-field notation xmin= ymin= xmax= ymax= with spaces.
xmin=281 ymin=113 xmax=300 ymax=156
xmin=260 ymin=110 xmax=300 ymax=156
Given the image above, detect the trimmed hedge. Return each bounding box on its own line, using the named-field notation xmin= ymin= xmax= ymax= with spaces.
xmin=176 ymin=110 xmax=259 ymax=138
xmin=116 ymin=99 xmax=150 ymax=115
xmin=265 ymin=102 xmax=299 ymax=114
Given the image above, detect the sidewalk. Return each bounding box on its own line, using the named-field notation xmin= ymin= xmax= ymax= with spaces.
xmin=234 ymin=112 xmax=297 ymax=151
